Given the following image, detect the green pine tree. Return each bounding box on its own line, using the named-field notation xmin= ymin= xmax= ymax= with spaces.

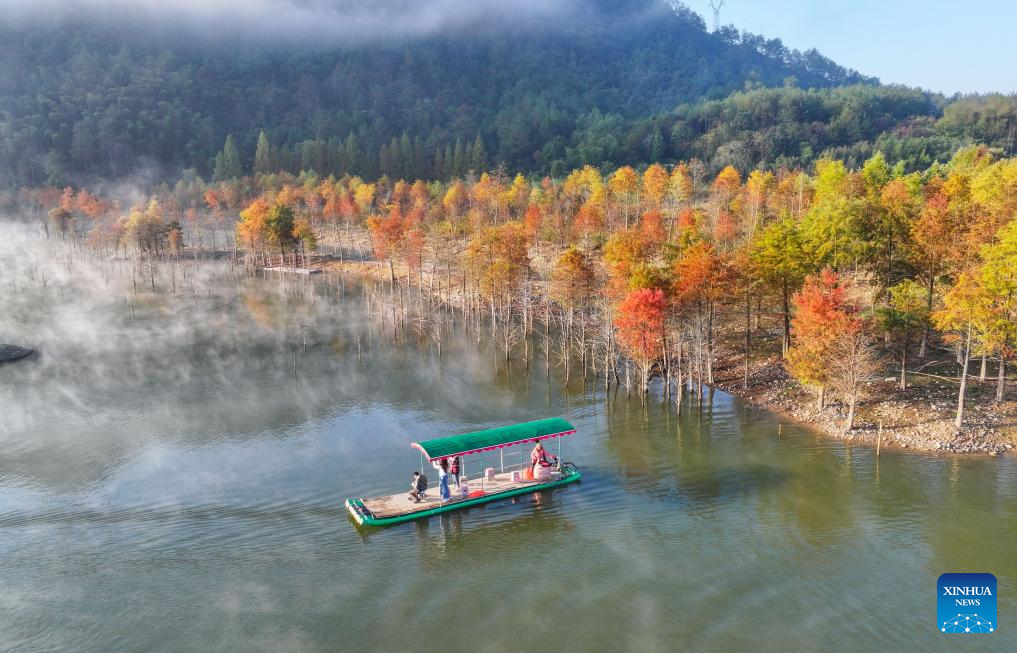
xmin=213 ymin=134 xmax=242 ymax=181
xmin=444 ymin=144 xmax=454 ymax=178
xmin=254 ymin=131 xmax=272 ymax=176
xmin=412 ymin=135 xmax=425 ymax=180
xmin=433 ymin=147 xmax=445 ymax=180
xmin=469 ymin=134 xmax=487 ymax=172
xmin=398 ymin=132 xmax=413 ymax=180
xmin=650 ymin=130 xmax=665 ymax=162
xmin=343 ymin=133 xmax=360 ymax=174
xmin=452 ymin=140 xmax=466 ymax=178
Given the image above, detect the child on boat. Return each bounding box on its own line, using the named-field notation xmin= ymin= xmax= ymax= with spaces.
xmin=408 ymin=471 xmax=428 ymax=503
xmin=449 ymin=456 xmax=461 ymax=487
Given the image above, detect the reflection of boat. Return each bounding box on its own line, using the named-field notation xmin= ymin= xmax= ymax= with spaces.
xmin=346 ymin=418 xmax=581 ymax=527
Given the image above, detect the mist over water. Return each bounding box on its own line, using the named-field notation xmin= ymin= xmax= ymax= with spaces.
xmin=1 ymin=221 xmax=1016 ymax=651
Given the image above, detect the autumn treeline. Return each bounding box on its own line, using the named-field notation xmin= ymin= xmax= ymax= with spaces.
xmin=14 ymin=146 xmax=1017 ymax=431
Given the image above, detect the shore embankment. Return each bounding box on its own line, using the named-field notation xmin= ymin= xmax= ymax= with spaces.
xmin=714 ymin=356 xmax=1016 ymax=455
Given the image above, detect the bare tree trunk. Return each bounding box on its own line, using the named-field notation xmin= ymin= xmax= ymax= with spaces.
xmin=899 ymin=332 xmax=909 ymax=391
xmin=919 ymin=274 xmax=934 ymax=358
xmin=744 ymin=289 xmax=751 ymax=390
xmin=545 ymin=282 xmax=551 ymax=379
xmin=845 ymin=393 xmax=857 ymax=433
xmin=997 ymin=352 xmax=1007 ymax=403
xmin=707 ymin=301 xmax=715 ymax=385
xmin=782 ymin=277 xmax=791 ymax=357
xmin=663 ymin=334 xmax=671 ymax=400
xmin=955 ymin=325 xmax=973 ymax=429
xmin=604 ymin=342 xmax=610 ymax=392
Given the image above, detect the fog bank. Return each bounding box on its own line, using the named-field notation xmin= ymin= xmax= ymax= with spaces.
xmin=0 ymin=0 xmax=594 ymax=44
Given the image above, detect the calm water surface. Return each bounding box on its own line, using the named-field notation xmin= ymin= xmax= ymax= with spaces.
xmin=1 ymin=227 xmax=1015 ymax=652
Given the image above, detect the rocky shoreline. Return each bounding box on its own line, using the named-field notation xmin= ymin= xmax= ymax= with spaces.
xmin=714 ymin=356 xmax=1017 ymax=456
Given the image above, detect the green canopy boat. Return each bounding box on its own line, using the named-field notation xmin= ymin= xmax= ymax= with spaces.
xmin=346 ymin=417 xmax=581 ymax=527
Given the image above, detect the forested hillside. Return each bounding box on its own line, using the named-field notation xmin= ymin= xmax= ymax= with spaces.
xmin=1 ymin=0 xmax=1015 ymax=189
xmin=0 ymin=0 xmax=874 ymax=187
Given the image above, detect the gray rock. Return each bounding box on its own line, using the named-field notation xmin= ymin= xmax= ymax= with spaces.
xmin=0 ymin=344 xmax=34 ymax=364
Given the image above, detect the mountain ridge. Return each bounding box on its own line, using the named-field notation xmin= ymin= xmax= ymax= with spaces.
xmin=0 ymin=0 xmax=880 ymax=186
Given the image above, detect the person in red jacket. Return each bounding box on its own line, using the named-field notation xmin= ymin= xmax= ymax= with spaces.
xmin=530 ymin=441 xmax=553 ymax=473
xmin=448 ymin=455 xmax=461 ymax=487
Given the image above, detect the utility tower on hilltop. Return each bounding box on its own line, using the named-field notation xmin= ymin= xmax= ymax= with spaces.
xmin=709 ymin=0 xmax=725 ymax=32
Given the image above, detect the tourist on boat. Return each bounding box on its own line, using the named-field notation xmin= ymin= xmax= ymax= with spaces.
xmin=408 ymin=471 xmax=428 ymax=503
xmin=458 ymin=475 xmax=470 ymax=498
xmin=448 ymin=456 xmax=461 ymax=487
xmin=434 ymin=458 xmax=451 ymax=501
xmin=531 ymin=441 xmax=555 ymax=480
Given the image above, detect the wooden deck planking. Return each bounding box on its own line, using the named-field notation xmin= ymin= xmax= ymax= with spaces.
xmin=361 ymin=469 xmax=563 ymax=519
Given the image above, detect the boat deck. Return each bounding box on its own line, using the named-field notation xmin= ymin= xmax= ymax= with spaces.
xmin=360 ymin=469 xmax=564 ymax=519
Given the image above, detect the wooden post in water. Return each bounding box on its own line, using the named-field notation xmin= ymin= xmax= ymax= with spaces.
xmin=778 ymin=423 xmax=782 ymax=439
xmin=877 ymin=421 xmax=883 ymax=457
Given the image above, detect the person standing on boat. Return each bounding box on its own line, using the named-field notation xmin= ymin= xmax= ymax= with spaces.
xmin=434 ymin=458 xmax=451 ymax=501
xmin=448 ymin=456 xmax=461 ymax=487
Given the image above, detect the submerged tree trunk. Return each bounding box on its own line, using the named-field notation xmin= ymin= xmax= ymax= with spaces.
xmin=707 ymin=301 xmax=715 ymax=385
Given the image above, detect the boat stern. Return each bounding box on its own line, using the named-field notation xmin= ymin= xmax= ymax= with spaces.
xmin=345 ymin=498 xmax=366 ymax=525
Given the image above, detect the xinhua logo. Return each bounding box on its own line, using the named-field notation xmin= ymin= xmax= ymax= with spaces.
xmin=938 ymin=573 xmax=997 ymax=633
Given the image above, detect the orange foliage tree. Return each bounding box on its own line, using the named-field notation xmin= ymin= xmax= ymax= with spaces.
xmin=787 ymin=269 xmax=874 ymax=431
xmin=614 ymin=288 xmax=667 ymax=396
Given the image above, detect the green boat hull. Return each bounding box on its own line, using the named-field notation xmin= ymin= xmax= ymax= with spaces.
xmin=346 ymin=469 xmax=582 ymax=527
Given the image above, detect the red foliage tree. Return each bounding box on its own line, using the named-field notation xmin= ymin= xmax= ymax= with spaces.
xmin=639 ymin=209 xmax=665 ymax=246
xmin=614 ymin=288 xmax=667 ymax=395
xmin=523 ymin=204 xmax=542 ymax=242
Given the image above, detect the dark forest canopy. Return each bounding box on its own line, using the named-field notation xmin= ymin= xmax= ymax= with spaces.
xmin=0 ymin=0 xmax=1013 ymax=188
xmin=0 ymin=0 xmax=873 ymax=186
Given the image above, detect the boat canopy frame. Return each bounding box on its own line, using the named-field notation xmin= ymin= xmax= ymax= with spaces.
xmin=411 ymin=417 xmax=575 ymax=461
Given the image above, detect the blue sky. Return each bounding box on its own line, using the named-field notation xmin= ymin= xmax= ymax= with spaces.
xmin=687 ymin=0 xmax=1016 ymax=94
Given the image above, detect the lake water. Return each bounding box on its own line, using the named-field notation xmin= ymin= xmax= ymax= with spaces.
xmin=1 ymin=226 xmax=1015 ymax=652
